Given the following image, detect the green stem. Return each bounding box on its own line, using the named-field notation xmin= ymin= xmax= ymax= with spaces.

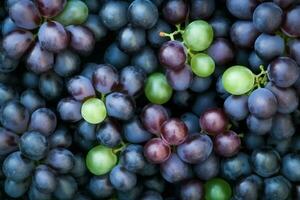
xmin=101 ymin=93 xmax=105 ymax=102
xmin=159 ymin=24 xmax=185 ymax=41
xmin=112 ymin=141 xmax=127 ymax=154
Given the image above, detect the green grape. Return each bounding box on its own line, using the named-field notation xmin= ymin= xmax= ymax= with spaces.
xmin=222 ymin=65 xmax=255 ymax=95
xmin=54 ymin=0 xmax=89 ymax=26
xmin=145 ymin=73 xmax=173 ymax=104
xmin=191 ymin=53 xmax=215 ymax=77
xmin=81 ymin=98 xmax=106 ymax=124
xmin=183 ymin=20 xmax=214 ymax=51
xmin=205 ymin=178 xmax=232 ymax=200
xmin=86 ymin=145 xmax=117 ymax=175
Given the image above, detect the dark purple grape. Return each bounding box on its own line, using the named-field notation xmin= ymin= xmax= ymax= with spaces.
xmin=49 ymin=126 xmax=72 ymax=148
xmin=140 ymin=190 xmax=163 ymax=200
xmin=80 ymin=63 xmax=100 ymax=80
xmin=288 ymin=39 xmax=300 ymax=65
xmin=85 ymin=0 xmax=101 ymax=13
xmin=144 ymin=138 xmax=171 ymax=164
xmin=67 ymin=75 xmax=95 ymax=101
xmin=193 ymin=92 xmax=218 ymax=116
xmin=226 ymin=0 xmax=257 ymax=19
xmin=267 ymin=136 xmax=291 ymax=156
xmin=190 ymin=76 xmax=212 ymax=93
xmin=26 ymin=42 xmax=54 ymax=74
xmin=67 ymin=25 xmax=95 ymax=56
xmin=263 ymin=176 xmax=291 ymax=200
xmin=191 ymin=0 xmax=215 ymax=20
xmin=214 ymin=130 xmax=241 ymax=157
xmin=159 ymin=40 xmax=186 ymax=70
xmin=173 ymin=90 xmax=193 ymax=107
xmin=53 ymin=175 xmax=78 ymax=200
xmin=39 ymin=71 xmax=64 ymax=101
xmin=194 ymin=153 xmax=219 ymax=180
xmin=267 ymin=57 xmax=300 ymax=88
xmin=96 ymin=119 xmax=121 ymax=148
xmin=109 ymin=165 xmax=137 ymax=192
xmin=28 ymin=108 xmax=57 ymax=136
xmin=248 ymin=88 xmax=277 ymax=119
xmin=120 ymin=66 xmax=146 ymax=96
xmin=209 ymin=15 xmax=231 ymax=38
xmin=270 ymin=113 xmax=295 ymax=139
xmin=281 ymin=5 xmax=300 ymax=37
xmin=181 ymin=112 xmax=200 ymax=134
xmin=123 ymin=117 xmax=152 ymax=144
xmin=88 ymin=175 xmax=114 ymax=199
xmin=104 ymin=43 xmax=130 ymax=69
xmin=22 ymin=71 xmax=39 ymax=89
xmin=247 ymin=115 xmax=272 ymax=135
xmin=0 ymin=83 xmax=17 ymax=107
xmin=28 ymin=185 xmax=52 ymax=200
xmin=180 ymin=179 xmax=204 ymax=200
xmin=3 ymin=30 xmax=34 ymax=59
xmin=248 ymin=51 xmax=266 ymax=73
xmin=207 ymin=38 xmax=234 ymax=66
xmin=140 ymin=104 xmax=169 ymax=135
xmin=38 ymin=21 xmax=69 ymax=53
xmin=130 ymin=46 xmax=158 ymax=74
xmin=162 ymin=0 xmax=187 ymax=25
xmin=230 ymin=21 xmax=259 ymax=48
xmin=143 ymin=176 xmax=165 ymax=193
xmin=282 ymin=153 xmax=300 ymax=182
xmin=54 ymin=49 xmax=81 ymax=77
xmin=33 ymin=165 xmax=57 ymax=194
xmin=233 ymin=177 xmax=259 ymax=200
xmin=160 ymin=153 xmax=192 ymax=183
xmin=0 ymin=127 xmax=19 ymax=156
xmin=84 ymin=14 xmax=107 ymax=41
xmin=121 ymin=144 xmax=145 ymax=172
xmin=0 ymin=100 xmax=29 ymax=134
xmin=244 ymin=133 xmax=265 ymax=150
xmin=128 ymin=0 xmax=158 ymax=29
xmin=224 ymin=95 xmax=249 ymax=121
xmin=0 ymin=48 xmax=19 ymax=73
xmin=74 ymin=120 xmax=97 ymax=150
xmin=253 ymin=2 xmax=283 ymax=34
xmin=273 ymin=0 xmax=295 ymax=9
xmin=46 ymin=148 xmax=74 ymax=174
xmin=199 ymin=108 xmax=228 ymax=135
xmin=161 ymin=118 xmax=188 ymax=145
xmin=166 ymin=65 xmax=193 ymax=91
xmin=92 ymin=64 xmax=119 ymax=94
xmin=70 ymin=154 xmax=87 ymax=178
xmin=4 ymin=178 xmax=30 ymax=198
xmin=117 ymin=25 xmax=146 ymax=53
xmin=57 ymin=98 xmax=82 ymax=122
xmin=36 ymin=0 xmax=66 ymax=18
xmin=9 ymin=0 xmax=41 ymax=30
xmin=1 ymin=17 xmax=19 ymax=36
xmin=147 ymin=20 xmax=172 ymax=48
xmin=177 ymin=134 xmax=213 ymax=164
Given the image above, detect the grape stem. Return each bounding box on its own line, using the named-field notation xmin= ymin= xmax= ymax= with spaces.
xmin=101 ymin=93 xmax=105 ymax=102
xmin=112 ymin=141 xmax=127 ymax=154
xmin=159 ymin=24 xmax=184 ymax=41
xmin=253 ymin=65 xmax=268 ymax=88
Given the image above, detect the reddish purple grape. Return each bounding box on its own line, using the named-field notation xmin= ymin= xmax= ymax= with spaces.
xmin=9 ymin=0 xmax=41 ymax=30
xmin=120 ymin=66 xmax=146 ymax=96
xmin=281 ymin=5 xmax=300 ymax=38
xmin=140 ymin=104 xmax=169 ymax=135
xmin=161 ymin=118 xmax=188 ymax=145
xmin=200 ymin=108 xmax=228 ymax=135
xmin=0 ymin=127 xmax=19 ymax=156
xmin=214 ymin=130 xmax=241 ymax=157
xmin=166 ymin=64 xmax=193 ymax=91
xmin=26 ymin=43 xmax=54 ymax=74
xmin=67 ymin=76 xmax=95 ymax=101
xmin=3 ymin=30 xmax=34 ymax=59
xmin=38 ymin=21 xmax=69 ymax=53
xmin=35 ymin=0 xmax=66 ymax=18
xmin=162 ymin=0 xmax=188 ymax=25
xmin=92 ymin=64 xmax=119 ymax=94
xmin=159 ymin=40 xmax=186 ymax=71
xmin=66 ymin=25 xmax=96 ymax=56
xmin=144 ymin=138 xmax=171 ymax=164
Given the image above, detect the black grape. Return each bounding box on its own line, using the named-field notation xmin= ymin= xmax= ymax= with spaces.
xmin=120 ymin=65 xmax=146 ymax=96
xmin=230 ymin=21 xmax=259 ymax=48
xmin=193 ymin=153 xmax=220 ymax=180
xmin=224 ymin=95 xmax=249 ymax=121
xmin=39 ymin=71 xmax=64 ymax=101
xmin=28 ymin=108 xmax=57 ymax=136
xmin=288 ymin=39 xmax=300 ymax=65
xmin=4 ymin=178 xmax=30 ymax=198
xmin=88 ymin=175 xmax=114 ymax=199
xmin=109 ymin=165 xmax=137 ymax=191
xmin=118 ymin=25 xmax=146 ymax=53
xmin=147 ymin=20 xmax=172 ymax=48
xmin=57 ymin=98 xmax=82 ymax=122
xmin=247 ymin=115 xmax=272 ymax=135
xmin=270 ymin=113 xmax=295 ymax=139
xmin=46 ymin=148 xmax=75 ymax=174
xmin=84 ymin=14 xmax=107 ymax=41
xmin=92 ymin=64 xmax=119 ymax=94
xmin=162 ymin=0 xmax=187 ymax=25
xmin=104 ymin=43 xmax=130 ymax=69
xmin=32 ymin=165 xmax=57 ymax=194
xmin=123 ymin=117 xmax=152 ymax=144
xmin=53 ymin=175 xmax=78 ymax=200
xmin=96 ymin=119 xmax=122 ymax=148
xmin=54 ymin=50 xmax=81 ymax=77
xmin=191 ymin=0 xmax=215 ymax=20
xmin=281 ymin=5 xmax=300 ymax=37
xmin=207 ymin=38 xmax=234 ymax=66
xmin=131 ymin=46 xmax=158 ymax=74
xmin=209 ymin=15 xmax=231 ymax=38
xmin=20 ymin=90 xmax=45 ymax=114
xmin=226 ymin=0 xmax=257 ymax=19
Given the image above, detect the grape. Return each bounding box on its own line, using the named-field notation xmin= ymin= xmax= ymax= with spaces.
xmin=190 ymin=76 xmax=212 ymax=93
xmin=207 ymin=38 xmax=234 ymax=66
xmin=180 ymin=180 xmax=204 ymax=200
xmin=267 ymin=136 xmax=291 ymax=156
xmin=222 ymin=65 xmax=255 ymax=95
xmin=147 ymin=19 xmax=171 ymax=48
xmin=118 ymin=185 xmax=143 ymax=200
xmin=141 ymin=190 xmax=163 ymax=200
xmin=92 ymin=64 xmax=119 ymax=94
xmin=74 ymin=120 xmax=97 ymax=150
xmin=4 ymin=178 xmax=30 ymax=198
xmin=244 ymin=133 xmax=265 ymax=150
xmin=177 ymin=134 xmax=213 ymax=163
xmin=273 ymin=0 xmax=295 ymax=9
xmin=28 ymin=185 xmax=52 ymax=200
xmin=251 ymin=148 xmax=280 ymax=177
xmin=253 ymin=2 xmax=283 ymax=34
xmin=0 ymin=83 xmax=17 ymax=107
xmin=162 ymin=0 xmax=187 ymax=25
xmin=66 ymin=25 xmax=96 ymax=56
xmin=263 ymin=176 xmax=291 ymax=200
xmin=144 ymin=176 xmax=165 ymax=193
xmin=38 ymin=21 xmax=69 ymax=53
xmin=254 ymin=33 xmax=285 ymax=61
xmin=226 ymin=0 xmax=257 ymax=19
xmin=83 ymin=14 xmax=107 ymax=41
xmin=248 ymin=88 xmax=277 ymax=119
xmin=53 ymin=175 xmax=78 ymax=200
xmin=282 ymin=153 xmax=300 ymax=182
xmin=204 ymin=178 xmax=232 ymax=200
xmin=120 ymin=66 xmax=146 ymax=96
xmin=46 ymin=148 xmax=74 ymax=174
xmin=160 ymin=153 xmax=192 ymax=183
xmin=49 ymin=126 xmax=72 ymax=148
xmin=67 ymin=75 xmax=95 ymax=101
xmin=131 ymin=46 xmax=158 ymax=74
xmin=161 ymin=118 xmax=188 ymax=145
xmin=270 ymin=113 xmax=295 ymax=139
xmin=173 ymin=90 xmax=193 ymax=107
xmin=145 ymin=73 xmax=173 ymax=104
xmin=3 ymin=30 xmax=34 ymax=59
xmin=96 ymin=119 xmax=121 ymax=148
xmin=39 ymin=71 xmax=64 ymax=101
xmin=0 ymin=127 xmax=19 ymax=156
xmin=54 ymin=0 xmax=88 ymax=26
xmin=54 ymin=50 xmax=81 ymax=77
xmin=19 ymin=131 xmax=48 ymax=160
xmin=0 ymin=100 xmax=29 ymax=134
xmin=104 ymin=43 xmax=129 ymax=69
xmin=191 ymin=53 xmax=215 ymax=77
xmin=166 ymin=65 xmax=193 ymax=91
xmin=22 ymin=72 xmax=39 ymax=89
xmin=233 ymin=177 xmax=259 ymax=200
xmin=224 ymin=95 xmax=249 ymax=121
xmin=183 ymin=20 xmax=214 ymax=51
xmin=128 ymin=0 xmax=158 ymax=29
xmin=0 ymin=49 xmax=19 ymax=73
xmin=267 ymin=57 xmax=300 ymax=88
xmin=99 ymin=0 xmax=129 ymax=31
xmin=28 ymin=108 xmax=57 ymax=136
xmin=26 ymin=42 xmax=54 ymax=74
xmin=281 ymin=5 xmax=300 ymax=37
xmin=71 ymin=154 xmax=87 ymax=178
xmin=248 ymin=51 xmax=266 ymax=73
xmin=57 ymin=98 xmax=82 ymax=122
xmin=144 ymin=138 xmax=171 ymax=163
xmin=214 ymin=130 xmax=241 ymax=157
xmin=247 ymin=115 xmax=272 ymax=135
xmin=123 ymin=117 xmax=152 ymax=143
xmin=200 ymin=108 xmax=228 ymax=135
xmin=118 ymin=25 xmax=146 ymax=53
xmin=121 ymin=144 xmax=145 ymax=172
xmin=209 ymin=15 xmax=231 ymax=38
xmin=109 ymin=165 xmax=137 ymax=191
xmin=9 ymin=0 xmax=41 ymax=30
xmin=230 ymin=21 xmax=259 ymax=48
xmin=190 ymin=0 xmax=215 ymax=20
xmin=288 ymin=39 xmax=300 ymax=65
xmin=194 ymin=153 xmax=219 ymax=180
xmin=84 ymin=0 xmax=101 ymax=13
xmin=192 ymin=91 xmax=218 ymax=115
xmin=35 ymin=0 xmax=66 ymax=18
xmin=1 ymin=17 xmax=19 ymax=36
xmin=181 ymin=112 xmax=200 ymax=133
xmin=88 ymin=175 xmax=114 ymax=199
xmin=33 ymin=165 xmax=57 ymax=194
xmin=81 ymin=98 xmax=106 ymax=124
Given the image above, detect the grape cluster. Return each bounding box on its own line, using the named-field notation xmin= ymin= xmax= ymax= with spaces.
xmin=1 ymin=0 xmax=300 ymax=200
